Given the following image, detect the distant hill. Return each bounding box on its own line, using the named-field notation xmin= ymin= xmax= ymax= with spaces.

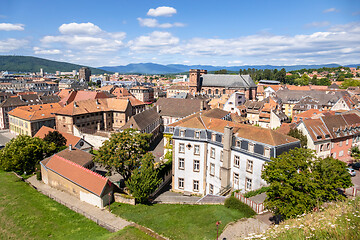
xmin=0 ymin=56 xmax=110 ymax=75
xmin=100 ymin=63 xmax=360 ymax=74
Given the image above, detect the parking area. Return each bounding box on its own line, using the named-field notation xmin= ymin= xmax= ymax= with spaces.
xmin=351 ymin=169 xmax=360 ymax=189
xmin=0 ymin=130 xmax=16 ymax=146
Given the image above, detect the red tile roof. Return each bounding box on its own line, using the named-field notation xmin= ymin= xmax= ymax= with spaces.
xmin=8 ymin=103 xmax=63 ymax=121
xmin=44 ymin=155 xmax=109 ymax=196
xmin=34 ymin=126 xmax=82 ymax=147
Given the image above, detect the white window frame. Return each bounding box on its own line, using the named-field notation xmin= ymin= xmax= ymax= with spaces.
xmin=233 ymin=172 xmax=239 ymax=188
xmin=249 ymin=143 xmax=254 ymax=152
xmin=234 ymin=155 xmax=240 ymax=168
xmin=195 ymin=131 xmax=200 ymax=139
xmin=246 ymin=178 xmax=252 ymax=191
xmin=210 ymin=163 xmax=215 ymax=176
xmin=178 ymin=158 xmax=185 ymax=170
xmin=193 ymin=160 xmax=200 ymax=172
xmin=178 ymin=178 xmax=184 ymax=189
xmin=264 ymin=147 xmax=270 ymax=158
xmin=194 ymin=145 xmax=200 ymax=155
xmin=193 ymin=180 xmax=199 ymax=192
xmin=180 ymin=130 xmax=185 ymax=137
xmin=246 ymin=160 xmax=253 ymax=173
xmin=210 ymin=147 xmax=215 ymax=158
xmin=179 ymin=143 xmax=185 ymax=153
xmin=209 ymin=184 xmax=214 ymax=194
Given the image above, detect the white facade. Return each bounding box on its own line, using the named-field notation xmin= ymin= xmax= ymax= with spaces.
xmin=223 ymin=92 xmax=246 ymax=114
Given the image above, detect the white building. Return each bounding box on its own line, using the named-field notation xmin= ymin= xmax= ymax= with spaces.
xmin=165 ymin=115 xmax=300 ymax=196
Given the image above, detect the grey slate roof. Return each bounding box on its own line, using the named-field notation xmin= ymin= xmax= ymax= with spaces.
xmin=121 ymin=107 xmax=160 ymax=131
xmin=0 ymin=94 xmax=60 ymax=108
xmin=276 ymin=89 xmax=348 ymax=106
xmin=156 ymin=98 xmax=209 ymax=118
xmin=201 ymin=74 xmax=256 ymax=88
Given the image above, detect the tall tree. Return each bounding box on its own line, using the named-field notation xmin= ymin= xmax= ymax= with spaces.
xmin=262 ymin=148 xmax=352 ymax=219
xmin=44 ymin=130 xmax=67 ymax=149
xmin=0 ymin=135 xmax=57 ymax=174
xmin=287 ymin=128 xmax=307 ymax=148
xmin=125 ymin=153 xmax=161 ymax=203
xmin=93 ymin=129 xmax=151 ymax=181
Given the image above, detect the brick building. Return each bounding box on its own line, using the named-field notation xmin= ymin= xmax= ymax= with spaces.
xmin=188 ymin=69 xmax=257 ymax=100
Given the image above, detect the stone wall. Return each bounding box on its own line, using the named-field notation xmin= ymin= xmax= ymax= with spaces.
xmin=114 ymin=193 xmax=135 ymax=205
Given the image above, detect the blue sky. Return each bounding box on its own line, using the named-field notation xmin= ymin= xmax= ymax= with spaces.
xmin=1 ymin=0 xmax=359 ymax=67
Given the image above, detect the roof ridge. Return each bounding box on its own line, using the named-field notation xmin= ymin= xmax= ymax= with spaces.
xmin=53 ymin=154 xmax=107 ymax=181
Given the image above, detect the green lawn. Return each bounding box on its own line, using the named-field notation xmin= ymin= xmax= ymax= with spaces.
xmin=0 ymin=171 xmax=154 ymax=240
xmin=111 ymin=202 xmax=256 ymax=240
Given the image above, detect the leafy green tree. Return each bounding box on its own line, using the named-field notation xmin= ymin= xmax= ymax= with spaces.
xmin=93 ymin=129 xmax=151 ymax=181
xmin=44 ymin=131 xmax=67 ymax=149
xmin=350 ymin=146 xmax=360 ymax=160
xmin=0 ymin=135 xmax=57 ymax=174
xmin=287 ymin=129 xmax=307 ymax=148
xmin=214 ymin=69 xmax=228 ymax=74
xmin=340 ymin=78 xmax=360 ymax=89
xmin=125 ymin=153 xmax=161 ymax=203
xmin=262 ymin=148 xmax=352 ymax=219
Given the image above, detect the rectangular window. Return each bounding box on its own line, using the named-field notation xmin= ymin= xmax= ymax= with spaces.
xmin=247 ymin=160 xmax=253 ymax=173
xmin=193 ymin=160 xmax=200 ymax=172
xmin=246 ymin=178 xmax=252 ymax=190
xmin=233 ymin=173 xmax=239 ymax=188
xmin=235 ymin=140 xmax=241 ymax=147
xmin=178 ymin=178 xmax=184 ymax=189
xmin=194 ymin=145 xmax=200 ymax=155
xmin=210 ymin=163 xmax=215 ymax=176
xmin=193 ymin=180 xmax=199 ymax=191
xmin=234 ymin=155 xmax=240 ymax=167
xmin=346 ymin=139 xmax=349 ymax=145
xmin=264 ymin=147 xmax=270 ymax=158
xmin=195 ymin=131 xmax=200 ymax=139
xmin=249 ymin=143 xmax=254 ymax=152
xmin=339 ymin=141 xmax=343 ymax=147
xmin=333 ymin=152 xmax=337 ymax=158
xmin=212 ymin=133 xmax=216 ymax=141
xmin=178 ymin=158 xmax=185 ymax=169
xmin=179 ymin=143 xmax=185 ymax=153
xmin=339 ymin=150 xmax=344 ymax=157
xmin=210 ymin=147 xmax=215 ymax=158
xmin=180 ymin=130 xmax=185 ymax=137
xmin=209 ymin=184 xmax=214 ymax=194
xmin=220 ymin=150 xmax=223 ymax=162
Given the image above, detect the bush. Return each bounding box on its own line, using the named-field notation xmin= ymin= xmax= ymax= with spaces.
xmin=243 ymin=186 xmax=269 ymax=198
xmin=224 ymin=196 xmax=256 ymax=216
xmin=36 ymin=171 xmax=41 ymax=180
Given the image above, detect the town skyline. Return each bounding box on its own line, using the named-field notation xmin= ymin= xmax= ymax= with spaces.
xmin=1 ymin=0 xmax=359 ymax=67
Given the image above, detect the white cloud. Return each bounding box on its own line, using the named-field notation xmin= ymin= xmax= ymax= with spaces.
xmin=147 ymin=6 xmax=177 ymax=17
xmin=0 ymin=38 xmax=27 ymax=52
xmin=33 ymin=47 xmax=61 ymax=55
xmin=323 ymin=8 xmax=338 ymax=13
xmin=137 ymin=18 xmax=184 ymax=28
xmin=305 ymin=21 xmax=330 ymax=28
xmin=128 ymin=31 xmax=179 ymax=52
xmin=0 ymin=23 xmax=24 ymax=31
xmin=59 ymin=22 xmax=102 ymax=35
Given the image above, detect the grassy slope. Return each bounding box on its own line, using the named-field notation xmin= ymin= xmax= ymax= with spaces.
xmin=111 ymin=202 xmax=255 ymax=240
xmin=0 ymin=55 xmax=109 ymax=74
xmin=0 ymin=171 xmax=154 ymax=240
xmin=251 ymin=198 xmax=360 ymax=240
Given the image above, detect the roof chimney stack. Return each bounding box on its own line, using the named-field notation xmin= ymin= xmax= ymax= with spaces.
xmin=69 ymin=144 xmax=72 ymax=151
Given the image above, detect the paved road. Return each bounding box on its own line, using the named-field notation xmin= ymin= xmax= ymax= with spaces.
xmin=27 ymin=176 xmax=131 ymax=231
xmin=0 ymin=130 xmax=16 ymax=145
xmin=219 ymin=217 xmax=270 ymax=240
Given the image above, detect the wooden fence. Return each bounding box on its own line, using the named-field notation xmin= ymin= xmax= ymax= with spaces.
xmin=234 ymin=192 xmax=266 ymax=214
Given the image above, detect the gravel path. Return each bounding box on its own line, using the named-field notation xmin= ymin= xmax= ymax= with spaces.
xmin=27 ymin=176 xmax=131 ymax=232
xmin=219 ymin=217 xmax=270 ymax=240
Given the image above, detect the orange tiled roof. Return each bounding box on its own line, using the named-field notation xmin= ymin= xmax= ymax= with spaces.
xmin=8 ymin=103 xmax=63 ymax=121
xmin=34 ymin=126 xmax=81 ymax=147
xmin=112 ymin=87 xmax=133 ymax=98
xmin=170 ymin=115 xmax=298 ymax=146
xmin=117 ymin=96 xmax=145 ymax=106
xmin=43 ymin=155 xmax=109 ymax=196
xmin=56 ymin=98 xmax=129 ymax=116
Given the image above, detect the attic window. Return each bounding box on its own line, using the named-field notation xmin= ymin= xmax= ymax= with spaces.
xmin=316 ymin=135 xmax=322 ymax=139
xmin=325 ymin=134 xmax=330 ymax=138
xmin=180 ymin=130 xmax=185 ymax=137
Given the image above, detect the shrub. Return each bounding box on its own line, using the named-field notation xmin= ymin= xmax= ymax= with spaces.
xmin=243 ymin=186 xmax=269 ymax=198
xmin=224 ymin=196 xmax=256 ymax=216
xmin=36 ymin=171 xmax=42 ymax=180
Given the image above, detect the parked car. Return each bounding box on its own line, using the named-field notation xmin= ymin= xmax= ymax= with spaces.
xmin=347 ymin=168 xmax=356 ymax=177
xmin=350 ymin=162 xmax=360 ymax=170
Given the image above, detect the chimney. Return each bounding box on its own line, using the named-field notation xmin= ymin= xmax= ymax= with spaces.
xmin=200 ymin=100 xmax=204 ymax=111
xmin=156 ymin=104 xmax=160 ymax=113
xmin=220 ymin=125 xmax=233 ymax=189
xmin=69 ymin=144 xmax=73 ymax=151
xmin=73 ymin=101 xmax=78 ymax=107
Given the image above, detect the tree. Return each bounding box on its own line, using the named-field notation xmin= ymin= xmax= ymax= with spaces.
xmin=44 ymin=131 xmax=67 ymax=149
xmin=287 ymin=128 xmax=307 ymax=148
xmin=214 ymin=69 xmax=228 ymax=74
xmin=0 ymin=135 xmax=57 ymax=174
xmin=125 ymin=153 xmax=161 ymax=203
xmin=350 ymin=146 xmax=360 ymax=160
xmin=262 ymin=148 xmax=352 ymax=219
xmin=93 ymin=129 xmax=151 ymax=181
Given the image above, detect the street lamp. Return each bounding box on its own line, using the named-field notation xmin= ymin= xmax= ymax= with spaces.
xmin=216 ymin=221 xmax=221 ymax=240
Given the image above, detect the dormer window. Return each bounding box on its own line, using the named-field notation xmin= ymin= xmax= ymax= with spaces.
xmin=249 ymin=143 xmax=254 ymax=152
xmin=195 ymin=131 xmax=200 ymax=139
xmin=180 ymin=130 xmax=185 ymax=137
xmin=211 ymin=133 xmax=216 ymax=141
